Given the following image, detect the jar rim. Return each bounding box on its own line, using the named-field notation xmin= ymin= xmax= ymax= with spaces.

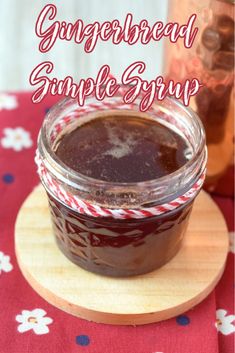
xmin=38 ymin=95 xmax=206 ymax=207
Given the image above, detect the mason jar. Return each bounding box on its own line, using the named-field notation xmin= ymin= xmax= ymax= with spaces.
xmin=36 ymin=95 xmax=207 ymax=277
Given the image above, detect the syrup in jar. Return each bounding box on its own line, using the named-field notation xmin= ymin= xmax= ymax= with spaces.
xmin=55 ymin=114 xmax=189 ymax=182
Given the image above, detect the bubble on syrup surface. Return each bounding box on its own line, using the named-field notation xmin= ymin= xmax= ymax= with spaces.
xmin=103 ymin=120 xmax=138 ymax=159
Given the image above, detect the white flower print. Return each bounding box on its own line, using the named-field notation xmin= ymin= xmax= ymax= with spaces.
xmin=16 ymin=309 xmax=53 ymax=335
xmin=1 ymin=127 xmax=33 ymax=151
xmin=229 ymin=232 xmax=235 ymax=254
xmin=0 ymin=251 xmax=13 ymax=273
xmin=216 ymin=309 xmax=235 ymax=335
xmin=0 ymin=94 xmax=18 ymax=110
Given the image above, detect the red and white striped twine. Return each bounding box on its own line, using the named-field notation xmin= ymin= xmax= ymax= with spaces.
xmin=36 ymin=100 xmax=207 ymax=219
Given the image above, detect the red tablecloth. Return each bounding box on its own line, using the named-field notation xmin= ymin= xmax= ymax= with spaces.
xmin=0 ymin=92 xmax=234 ymax=353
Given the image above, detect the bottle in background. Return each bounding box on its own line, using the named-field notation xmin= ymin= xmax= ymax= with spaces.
xmin=164 ymin=0 xmax=234 ymax=195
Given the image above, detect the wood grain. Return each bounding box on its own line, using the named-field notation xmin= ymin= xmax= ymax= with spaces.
xmin=15 ymin=185 xmax=228 ymax=325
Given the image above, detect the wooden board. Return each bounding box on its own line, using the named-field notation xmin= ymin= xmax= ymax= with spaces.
xmin=15 ymin=185 xmax=228 ymax=325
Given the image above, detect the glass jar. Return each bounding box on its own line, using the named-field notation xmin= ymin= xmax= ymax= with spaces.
xmin=164 ymin=0 xmax=234 ymax=192
xmin=37 ymin=95 xmax=206 ymax=277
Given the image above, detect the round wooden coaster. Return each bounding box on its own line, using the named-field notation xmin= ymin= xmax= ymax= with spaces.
xmin=15 ymin=186 xmax=228 ymax=325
